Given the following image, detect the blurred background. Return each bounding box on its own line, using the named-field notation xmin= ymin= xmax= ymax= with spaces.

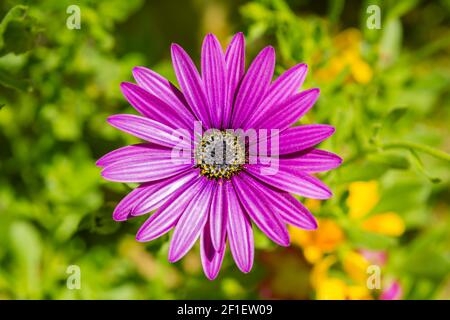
xmin=0 ymin=0 xmax=449 ymax=299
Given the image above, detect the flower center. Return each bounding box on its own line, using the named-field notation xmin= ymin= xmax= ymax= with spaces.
xmin=195 ymin=130 xmax=245 ymax=180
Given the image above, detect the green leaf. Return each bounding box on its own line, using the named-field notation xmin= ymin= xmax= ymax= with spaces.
xmin=384 ymin=107 xmax=408 ymax=125
xmin=9 ymin=221 xmax=43 ymax=297
xmin=0 ymin=67 xmax=31 ymax=91
xmin=346 ymin=228 xmax=397 ymax=250
xmin=0 ymin=5 xmax=37 ymax=56
xmin=379 ymin=18 xmax=402 ymax=68
xmin=409 ymin=149 xmax=441 ymax=183
xmin=337 ymin=160 xmax=389 ymax=183
xmin=387 ymin=0 xmax=420 ymax=20
xmin=367 ymin=152 xmax=410 ymax=170
xmin=327 ymin=0 xmax=345 ymax=23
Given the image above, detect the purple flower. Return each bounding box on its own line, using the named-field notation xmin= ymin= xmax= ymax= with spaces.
xmin=380 ymin=280 xmax=403 ymax=300
xmin=97 ymin=33 xmax=342 ymax=279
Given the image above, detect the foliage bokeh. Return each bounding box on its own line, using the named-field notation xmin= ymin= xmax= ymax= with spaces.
xmin=0 ymin=0 xmax=449 ymax=299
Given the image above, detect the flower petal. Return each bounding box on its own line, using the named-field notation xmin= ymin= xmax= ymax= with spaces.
xmin=120 ymin=82 xmax=193 ymax=130
xmin=112 ymin=170 xmax=199 ymax=221
xmin=278 ymin=125 xmax=335 ymax=154
xmin=107 ymin=114 xmax=191 ymax=149
xmin=244 ymin=63 xmax=307 ymax=128
xmin=231 ymin=46 xmax=275 ymax=128
xmin=131 ymin=170 xmax=201 ymax=216
xmin=380 ymin=281 xmax=403 ymax=300
xmin=96 ymin=143 xmax=170 ymax=168
xmin=171 ymin=43 xmax=211 ymax=128
xmin=223 ymin=32 xmax=245 ymax=128
xmin=246 ymin=165 xmax=332 ymax=199
xmin=252 ymin=180 xmax=318 ymax=230
xmin=209 ymin=182 xmax=227 ymax=251
xmin=132 ymin=66 xmax=196 ymax=124
xmin=200 ymin=219 xmax=226 ymax=280
xmin=232 ymin=173 xmax=290 ymax=246
xmin=225 ymin=181 xmax=254 ymax=273
xmin=202 ymin=33 xmax=226 ymax=129
xmin=168 ymin=180 xmax=214 ymax=262
xmin=252 ymin=88 xmax=320 ymax=130
xmin=112 ymin=184 xmax=154 ymax=222
xmin=136 ymin=178 xmax=205 ymax=242
xmin=101 ymin=157 xmax=191 ymax=183
xmin=280 ymin=149 xmax=342 ymax=173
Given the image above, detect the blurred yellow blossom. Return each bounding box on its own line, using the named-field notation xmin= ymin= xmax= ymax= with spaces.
xmin=316 ymin=278 xmax=348 ymax=299
xmin=312 ymin=255 xmax=372 ymax=300
xmin=343 ymin=251 xmax=370 ymax=283
xmin=362 ymin=213 xmax=405 ymax=236
xmin=290 ymin=219 xmax=345 ymax=264
xmin=310 ymin=255 xmax=336 ymax=288
xmin=347 ymin=181 xmax=379 ymax=219
xmin=316 ymin=28 xmax=373 ymax=84
xmin=347 ymin=181 xmax=405 ymax=237
xmin=304 ymin=198 xmax=322 ymax=212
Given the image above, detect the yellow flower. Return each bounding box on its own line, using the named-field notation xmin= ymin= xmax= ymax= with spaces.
xmin=290 ymin=219 xmax=345 ymax=264
xmin=316 ymin=28 xmax=373 ymax=84
xmin=346 ymin=180 xmax=405 ymax=237
xmin=347 ymin=181 xmax=379 ymax=219
xmin=362 ymin=212 xmax=405 ymax=236
xmin=343 ymin=251 xmax=370 ymax=283
xmin=304 ymin=198 xmax=322 ymax=212
xmin=316 ymin=278 xmax=348 ymax=300
xmin=311 ymin=255 xmax=336 ymax=289
xmin=312 ymin=254 xmax=372 ymax=300
xmin=351 ymin=59 xmax=373 ymax=84
xmin=333 ymin=28 xmax=361 ymax=51
xmin=347 ymin=285 xmax=373 ymax=300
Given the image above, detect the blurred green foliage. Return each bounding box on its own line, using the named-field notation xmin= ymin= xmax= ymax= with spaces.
xmin=0 ymin=0 xmax=449 ymax=299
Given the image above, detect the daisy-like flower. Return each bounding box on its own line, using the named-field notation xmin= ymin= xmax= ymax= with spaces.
xmin=97 ymin=33 xmax=342 ymax=279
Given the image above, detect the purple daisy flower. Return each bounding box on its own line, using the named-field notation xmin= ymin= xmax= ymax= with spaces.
xmin=97 ymin=33 xmax=342 ymax=280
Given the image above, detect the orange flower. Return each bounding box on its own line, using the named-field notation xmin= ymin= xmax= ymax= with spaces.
xmin=290 ymin=219 xmax=345 ymax=264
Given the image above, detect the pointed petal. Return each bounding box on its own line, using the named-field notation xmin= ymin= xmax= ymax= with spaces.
xmin=131 ymin=170 xmax=200 ymax=216
xmin=132 ymin=66 xmax=196 ymax=125
xmin=232 ymin=173 xmax=290 ymax=246
xmin=209 ymin=182 xmax=227 ymax=251
xmin=136 ymin=178 xmax=205 ymax=242
xmin=171 ymin=44 xmax=211 ymax=127
xmin=112 ymin=170 xmax=199 ymax=221
xmin=96 ymin=143 xmax=170 ymax=167
xmin=252 ymin=179 xmax=318 ymax=230
xmin=279 ymin=125 xmax=335 ymax=154
xmin=225 ymin=181 xmax=254 ymax=273
xmin=120 ymin=82 xmax=193 ymax=130
xmin=244 ymin=63 xmax=307 ymax=128
xmin=107 ymin=114 xmax=191 ymax=149
xmin=280 ymin=149 xmax=342 ymax=172
xmin=202 ymin=34 xmax=226 ymax=128
xmin=101 ymin=157 xmax=191 ymax=183
xmin=112 ymin=184 xmax=154 ymax=222
xmin=223 ymin=32 xmax=245 ymax=128
xmin=168 ymin=180 xmax=214 ymax=262
xmin=246 ymin=165 xmax=332 ymax=199
xmin=231 ymin=46 xmax=275 ymax=128
xmin=252 ymin=88 xmax=320 ymax=130
xmin=200 ymin=220 xmax=226 ymax=280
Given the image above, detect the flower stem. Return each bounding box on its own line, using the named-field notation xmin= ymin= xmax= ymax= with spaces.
xmin=381 ymin=141 xmax=450 ymax=162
